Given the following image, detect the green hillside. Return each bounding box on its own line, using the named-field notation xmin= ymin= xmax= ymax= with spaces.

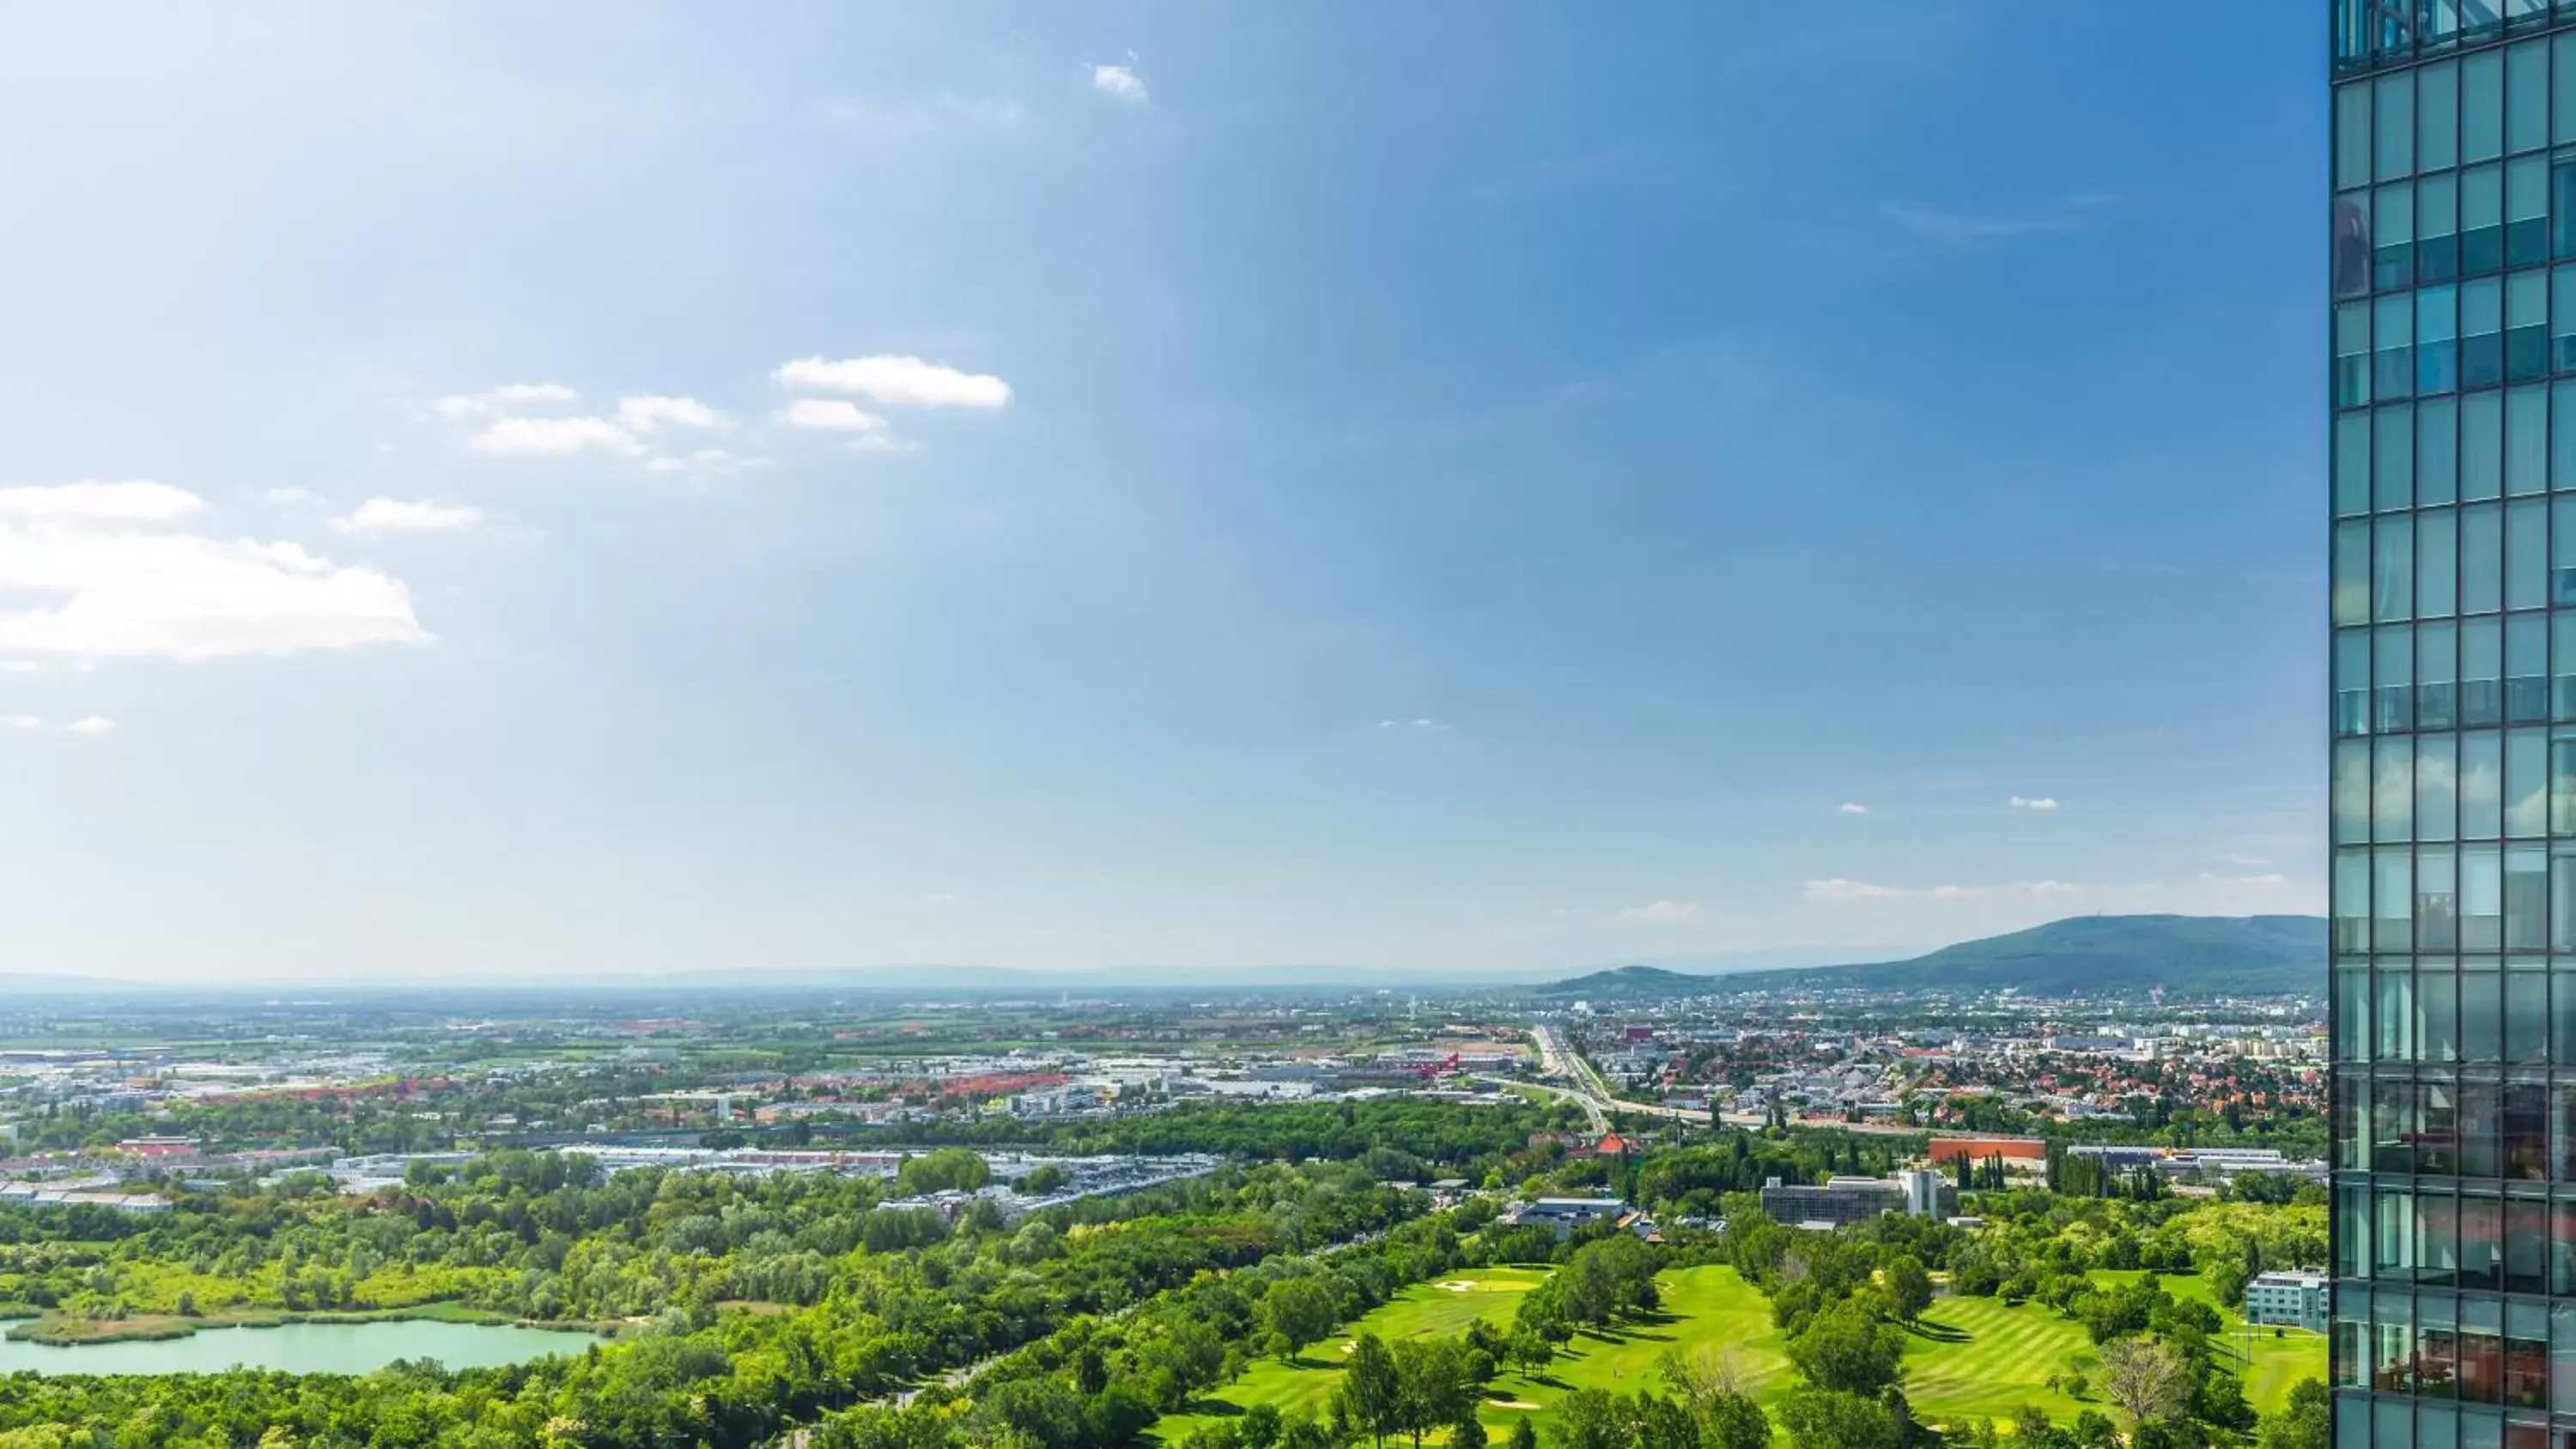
xmin=1541 ymin=914 xmax=2323 ymax=998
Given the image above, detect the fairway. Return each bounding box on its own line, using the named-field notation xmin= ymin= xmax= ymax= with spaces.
xmin=2088 ymin=1270 xmax=2327 ymax=1415
xmin=1145 ymin=1262 xmax=2328 ymax=1444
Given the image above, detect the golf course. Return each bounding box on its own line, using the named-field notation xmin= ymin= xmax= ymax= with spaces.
xmin=1146 ymin=1261 xmax=2324 ymax=1444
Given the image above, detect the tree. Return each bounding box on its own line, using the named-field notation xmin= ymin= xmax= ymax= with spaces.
xmin=1337 ymin=1333 xmax=1402 ymax=1448
xmin=1449 ymin=1418 xmax=1486 ymax=1449
xmin=1698 ymin=1390 xmax=1772 ymax=1449
xmin=1505 ymin=1419 xmax=1537 ymax=1449
xmin=1776 ymin=1387 xmax=1900 ymax=1449
xmin=1883 ymin=1254 xmax=1932 ymax=1323
xmin=1785 ymin=1305 xmax=1905 ymax=1397
xmin=1261 ymin=1278 xmax=1340 ymax=1365
xmin=1390 ymin=1338 xmax=1474 ymax=1449
xmin=2099 ymin=1337 xmax=2192 ymax=1424
xmin=2257 ymin=1379 xmax=2330 ymax=1449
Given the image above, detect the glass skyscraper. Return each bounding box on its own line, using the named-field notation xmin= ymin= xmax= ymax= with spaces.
xmin=2334 ymin=5 xmax=2576 ymax=1445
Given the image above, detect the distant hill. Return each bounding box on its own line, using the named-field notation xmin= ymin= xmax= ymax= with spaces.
xmin=1539 ymin=915 xmax=2325 ymax=999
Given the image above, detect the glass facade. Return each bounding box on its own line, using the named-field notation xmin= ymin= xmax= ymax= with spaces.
xmin=2336 ymin=8 xmax=2576 ymax=1446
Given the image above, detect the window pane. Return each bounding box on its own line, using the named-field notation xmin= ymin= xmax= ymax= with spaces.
xmin=2429 ymin=171 xmax=2464 ymax=286
xmin=2513 ymin=730 xmax=2551 ymax=834
xmin=2510 ymin=385 xmax=2548 ymax=493
xmin=2428 ymin=620 xmax=2463 ymax=726
xmin=2383 ymin=848 xmax=2419 ymax=951
xmin=2427 ymin=846 xmax=2464 ymax=948
xmin=2338 ymin=850 xmax=2372 ymax=952
xmin=2470 ymin=165 xmax=2507 ymax=275
xmin=2341 ymin=82 xmax=2375 ymax=190
xmin=2510 ymin=846 xmax=2550 ymax=945
xmin=2339 ymin=739 xmax=2374 ymax=846
xmin=2470 ymin=844 xmax=2507 ymax=947
xmin=2427 ymin=394 xmax=2463 ymax=500
xmin=2341 ymin=628 xmax=2375 ymax=737
xmin=2555 ymin=734 xmax=2576 ymax=834
xmin=2385 ymin=626 xmax=2419 ymax=732
xmin=2427 ymin=508 xmax=2462 ymax=615
xmin=2470 ymin=730 xmax=2507 ymax=838
xmin=2385 ymin=291 xmax=2422 ymax=399
xmin=2509 ymin=974 xmax=2549 ymax=1063
xmin=2470 ymin=50 xmax=2506 ymax=163
xmin=2383 ymin=737 xmax=2419 ymax=840
xmin=2510 ymin=39 xmax=2549 ymax=152
xmin=2511 ymin=498 xmax=2549 ymax=609
xmin=2338 ymin=410 xmax=2372 ymax=515
xmin=2381 ymin=518 xmax=2419 ymax=620
xmin=2383 ymin=403 xmax=2420 ymax=508
xmin=2515 ymin=157 xmax=2555 ymax=273
xmin=2339 ymin=518 xmax=2374 ymax=625
xmin=2426 ymin=732 xmax=2462 ymax=840
xmin=2385 ymin=69 xmax=2421 ymax=179
xmin=2470 ymin=617 xmax=2506 ymax=724
xmin=2466 ymin=504 xmax=2505 ymax=612
xmin=2469 ymin=389 xmax=2504 ymax=497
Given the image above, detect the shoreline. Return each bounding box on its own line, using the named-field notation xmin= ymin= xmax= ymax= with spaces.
xmin=3 ymin=1306 xmax=617 ymax=1348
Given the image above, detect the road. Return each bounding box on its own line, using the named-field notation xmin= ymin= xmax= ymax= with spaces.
xmin=1518 ymin=1022 xmax=1711 ymax=1131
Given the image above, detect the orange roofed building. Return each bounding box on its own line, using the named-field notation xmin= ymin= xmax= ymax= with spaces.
xmin=1926 ymin=1136 xmax=2047 ymax=1167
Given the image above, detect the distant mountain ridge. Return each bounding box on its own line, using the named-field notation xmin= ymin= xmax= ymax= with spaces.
xmin=1538 ymin=914 xmax=2324 ymax=999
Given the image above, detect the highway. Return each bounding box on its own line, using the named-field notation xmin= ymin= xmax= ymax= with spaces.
xmin=1519 ymin=1021 xmax=1713 ymax=1130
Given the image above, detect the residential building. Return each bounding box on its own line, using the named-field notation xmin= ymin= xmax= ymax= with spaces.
xmin=2330 ymin=5 xmax=2576 ymax=1443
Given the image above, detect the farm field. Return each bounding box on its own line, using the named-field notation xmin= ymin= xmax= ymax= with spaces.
xmin=1148 ymin=1262 xmax=2327 ymax=1445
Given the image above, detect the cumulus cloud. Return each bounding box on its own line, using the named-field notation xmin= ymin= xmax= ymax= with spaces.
xmin=0 ymin=490 xmax=429 ymax=660
xmin=775 ymin=398 xmax=890 ymax=434
xmin=0 ymin=481 xmax=204 ymax=524
xmin=613 ymin=395 xmax=730 ymax=433
xmin=331 ymin=499 xmax=488 ymax=537
xmin=65 ymin=716 xmax=114 ymax=735
xmin=259 ymin=487 xmax=326 ymax=508
xmin=466 ymin=415 xmax=649 ymax=459
xmin=1838 ymin=802 xmax=1870 ymax=815
xmin=641 ymin=449 xmax=771 ymax=477
xmin=429 ymin=383 xmax=580 ymax=420
xmin=1615 ymin=900 xmax=1703 ymax=924
xmin=1091 ymin=56 xmax=1149 ymax=103
xmin=773 ymin=355 xmax=1012 ymax=409
xmin=2008 ymin=795 xmax=2061 ymax=811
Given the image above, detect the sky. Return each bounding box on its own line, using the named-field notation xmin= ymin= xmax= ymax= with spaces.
xmin=0 ymin=3 xmax=2324 ymax=982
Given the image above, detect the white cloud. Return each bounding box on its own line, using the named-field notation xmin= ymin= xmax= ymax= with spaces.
xmin=0 ymin=481 xmax=204 ymax=524
xmin=2219 ymin=853 xmax=2274 ymax=869
xmin=641 ymin=449 xmax=771 ymax=477
xmin=1838 ymin=802 xmax=1870 ymax=815
xmin=1091 ymin=56 xmax=1149 ymax=103
xmin=774 ymin=355 xmax=1012 ymax=409
xmin=259 ymin=487 xmax=326 ymax=508
xmin=613 ymin=396 xmax=731 ymax=433
xmin=429 ymin=383 xmax=580 ymax=420
xmin=2008 ymin=795 xmax=2061 ymax=811
xmin=65 ymin=716 xmax=113 ymax=735
xmin=3 ymin=715 xmax=38 ymax=729
xmin=775 ymin=398 xmax=890 ymax=434
xmin=466 ymin=415 xmax=649 ymax=458
xmin=1376 ymin=718 xmax=1452 ymax=733
xmin=0 ymin=518 xmax=428 ymax=660
xmin=331 ymin=499 xmax=487 ymax=537
xmin=2196 ymin=870 xmax=2290 ymax=888
xmin=1615 ymin=900 xmax=1703 ymax=924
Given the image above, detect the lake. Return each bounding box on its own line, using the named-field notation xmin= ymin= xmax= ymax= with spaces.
xmin=0 ymin=1319 xmax=610 ymax=1376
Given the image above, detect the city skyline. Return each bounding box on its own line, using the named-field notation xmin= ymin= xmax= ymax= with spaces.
xmin=0 ymin=3 xmax=2321 ymax=980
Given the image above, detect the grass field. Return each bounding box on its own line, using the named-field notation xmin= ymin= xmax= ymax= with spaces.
xmin=1145 ymin=1263 xmax=2326 ymax=1444
xmin=2087 ymin=1270 xmax=2327 ymax=1413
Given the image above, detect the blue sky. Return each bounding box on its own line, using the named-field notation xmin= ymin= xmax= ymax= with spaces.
xmin=0 ymin=3 xmax=2323 ymax=980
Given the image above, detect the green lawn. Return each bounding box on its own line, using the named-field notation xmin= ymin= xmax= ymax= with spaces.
xmin=2087 ymin=1270 xmax=2327 ymax=1415
xmin=1145 ymin=1262 xmax=2326 ymax=1445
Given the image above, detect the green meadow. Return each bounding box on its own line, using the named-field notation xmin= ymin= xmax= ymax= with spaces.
xmin=1146 ymin=1262 xmax=2325 ymax=1444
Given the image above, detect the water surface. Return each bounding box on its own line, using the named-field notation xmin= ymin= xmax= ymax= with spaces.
xmin=0 ymin=1318 xmax=608 ymax=1375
